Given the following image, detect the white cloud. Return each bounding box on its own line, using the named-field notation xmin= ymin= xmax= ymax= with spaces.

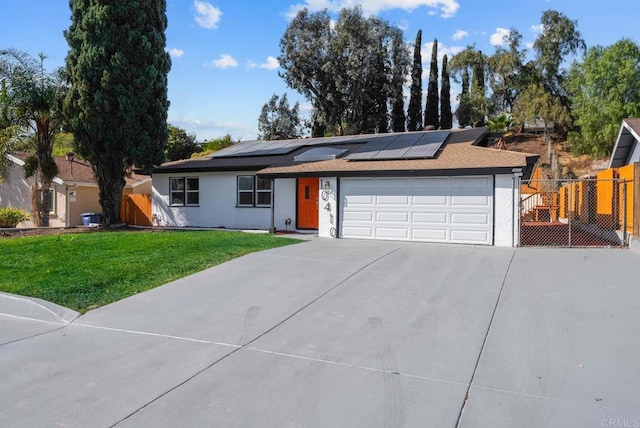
xmin=452 ymin=30 xmax=468 ymax=41
xmin=258 ymin=56 xmax=280 ymax=70
xmin=490 ymin=27 xmax=510 ymax=46
xmin=525 ymin=41 xmax=535 ymax=49
xmin=169 ymin=118 xmax=251 ymax=141
xmin=208 ymin=54 xmax=238 ymax=69
xmin=286 ymin=0 xmax=460 ymax=20
xmin=194 ymin=0 xmax=222 ymax=29
xmin=168 ymin=48 xmax=184 ymax=58
xmin=531 ymin=24 xmax=544 ymax=35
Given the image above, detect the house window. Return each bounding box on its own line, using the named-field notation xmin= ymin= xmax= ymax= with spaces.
xmin=237 ymin=175 xmax=272 ymax=207
xmin=48 ymin=189 xmax=55 ymax=213
xmin=170 ymin=177 xmax=199 ymax=206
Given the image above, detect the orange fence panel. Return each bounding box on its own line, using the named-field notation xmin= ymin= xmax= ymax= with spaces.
xmin=617 ymin=164 xmax=636 ymax=234
xmin=121 ymin=194 xmax=152 ymax=226
xmin=595 ymin=169 xmax=617 ymax=229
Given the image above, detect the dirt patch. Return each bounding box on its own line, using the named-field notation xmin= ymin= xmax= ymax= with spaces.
xmin=491 ymin=133 xmax=599 ymax=178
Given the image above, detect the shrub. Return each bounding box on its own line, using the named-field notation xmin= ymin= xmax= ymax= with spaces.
xmin=0 ymin=207 xmax=29 ymax=228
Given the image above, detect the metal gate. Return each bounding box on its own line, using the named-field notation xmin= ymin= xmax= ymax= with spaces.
xmin=519 ymin=178 xmax=629 ymax=247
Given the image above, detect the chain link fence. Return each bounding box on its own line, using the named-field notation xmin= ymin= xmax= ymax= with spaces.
xmin=519 ymin=178 xmax=629 ymax=247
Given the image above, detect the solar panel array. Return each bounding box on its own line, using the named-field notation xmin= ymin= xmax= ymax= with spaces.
xmin=211 ymin=131 xmax=449 ymax=160
xmin=346 ymin=130 xmax=449 ymax=161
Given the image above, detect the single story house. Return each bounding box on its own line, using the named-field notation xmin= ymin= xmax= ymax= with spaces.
xmin=0 ymin=152 xmax=151 ymax=227
xmin=609 ymin=118 xmax=640 ymax=168
xmin=153 ymin=128 xmax=538 ymax=247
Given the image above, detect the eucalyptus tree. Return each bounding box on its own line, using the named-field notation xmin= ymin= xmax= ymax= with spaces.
xmin=487 ymin=29 xmax=528 ymax=114
xmin=65 ymin=0 xmax=171 ymax=225
xmin=257 ymin=93 xmax=303 ymax=140
xmin=279 ymin=7 xmax=406 ymax=136
xmin=424 ymin=39 xmax=439 ymax=128
xmin=166 ymin=124 xmax=201 ymax=161
xmin=407 ymin=29 xmax=423 ymax=131
xmin=533 ymin=10 xmax=586 ymax=100
xmin=0 ymin=49 xmax=66 ymax=226
xmin=451 ymin=47 xmax=486 ymax=127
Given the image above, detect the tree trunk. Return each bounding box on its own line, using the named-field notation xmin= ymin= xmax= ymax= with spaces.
xmin=95 ymin=167 xmax=126 ymax=226
xmin=39 ymin=181 xmax=51 ymax=227
xmin=30 ymin=182 xmax=42 ymax=227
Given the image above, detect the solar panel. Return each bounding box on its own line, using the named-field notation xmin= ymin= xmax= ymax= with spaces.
xmin=211 ymin=142 xmax=259 ymax=157
xmin=345 ymin=135 xmax=399 ymax=160
xmin=402 ymin=131 xmax=450 ymax=159
xmin=371 ymin=133 xmax=423 ymax=159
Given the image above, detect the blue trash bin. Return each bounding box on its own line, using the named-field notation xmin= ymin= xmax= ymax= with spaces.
xmin=90 ymin=213 xmax=102 ymax=224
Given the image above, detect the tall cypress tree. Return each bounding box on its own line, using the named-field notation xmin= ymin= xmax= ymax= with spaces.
xmin=440 ymin=55 xmax=453 ymax=129
xmin=456 ymin=68 xmax=471 ymax=128
xmin=471 ymin=50 xmax=486 ymax=127
xmin=65 ymin=0 xmax=171 ymax=225
xmin=407 ymin=29 xmax=423 ymax=131
xmin=390 ymin=30 xmax=407 ymax=132
xmin=424 ymin=38 xmax=439 ymax=128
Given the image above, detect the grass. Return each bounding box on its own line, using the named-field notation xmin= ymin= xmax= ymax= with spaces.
xmin=0 ymin=230 xmax=301 ymax=313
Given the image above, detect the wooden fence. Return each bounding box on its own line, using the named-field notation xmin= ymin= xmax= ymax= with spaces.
xmin=556 ymin=163 xmax=638 ymax=235
xmin=121 ymin=194 xmax=152 ymax=226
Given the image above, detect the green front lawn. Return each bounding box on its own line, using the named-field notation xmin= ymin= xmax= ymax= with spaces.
xmin=0 ymin=230 xmax=301 ymax=313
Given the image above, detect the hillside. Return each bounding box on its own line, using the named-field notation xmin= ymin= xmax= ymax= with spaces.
xmin=489 ymin=132 xmax=603 ymax=179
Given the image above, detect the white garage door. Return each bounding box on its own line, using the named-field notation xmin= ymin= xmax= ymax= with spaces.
xmin=341 ymin=176 xmax=494 ymax=245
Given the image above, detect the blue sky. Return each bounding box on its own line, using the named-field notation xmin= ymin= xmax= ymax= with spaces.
xmin=1 ymin=1 xmax=638 ymax=141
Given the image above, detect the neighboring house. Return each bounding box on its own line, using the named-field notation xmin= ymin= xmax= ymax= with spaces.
xmin=154 ymin=128 xmax=538 ymax=247
xmin=609 ymin=118 xmax=640 ymax=168
xmin=0 ymin=152 xmax=151 ymax=227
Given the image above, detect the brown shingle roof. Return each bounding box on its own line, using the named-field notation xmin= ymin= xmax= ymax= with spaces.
xmin=10 ymin=152 xmax=149 ymax=186
xmin=153 ymin=127 xmax=538 ymax=177
xmin=259 ymin=142 xmax=538 ymax=177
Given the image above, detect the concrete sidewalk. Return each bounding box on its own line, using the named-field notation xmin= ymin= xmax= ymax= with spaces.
xmin=1 ymin=240 xmax=639 ymax=427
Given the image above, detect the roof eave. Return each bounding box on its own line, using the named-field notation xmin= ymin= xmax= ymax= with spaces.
xmin=258 ymin=165 xmax=533 ymax=179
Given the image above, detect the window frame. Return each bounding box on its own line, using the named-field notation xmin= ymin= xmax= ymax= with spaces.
xmin=237 ymin=175 xmax=272 ymax=208
xmin=170 ymin=177 xmax=200 ymax=207
xmin=48 ymin=189 xmax=55 ymax=213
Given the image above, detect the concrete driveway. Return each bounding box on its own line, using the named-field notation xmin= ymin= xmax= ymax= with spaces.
xmin=1 ymin=239 xmax=639 ymax=427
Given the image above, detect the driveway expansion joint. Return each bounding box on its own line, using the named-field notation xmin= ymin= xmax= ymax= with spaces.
xmin=455 ymin=249 xmax=517 ymax=428
xmin=110 ymin=242 xmax=411 ymax=427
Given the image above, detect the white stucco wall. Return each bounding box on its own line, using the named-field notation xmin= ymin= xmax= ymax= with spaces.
xmin=0 ymin=162 xmax=67 ymax=227
xmin=152 ymin=171 xmax=297 ymax=231
xmin=318 ymin=177 xmax=338 ymax=238
xmin=494 ymin=174 xmax=518 ymax=247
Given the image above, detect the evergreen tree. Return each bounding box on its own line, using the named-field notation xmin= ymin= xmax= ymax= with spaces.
xmin=440 ymin=55 xmax=452 ymax=129
xmin=65 ymin=0 xmax=171 ymax=225
xmin=407 ymin=30 xmax=423 ymax=131
xmin=456 ymin=69 xmax=471 ymax=128
xmin=390 ymin=30 xmax=407 ymax=132
xmin=471 ymin=51 xmax=486 ymax=127
xmin=424 ymin=39 xmax=439 ymax=128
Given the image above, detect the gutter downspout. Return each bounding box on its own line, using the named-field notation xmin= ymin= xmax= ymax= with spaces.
xmin=512 ymin=169 xmax=523 ymax=247
xmin=269 ymin=179 xmax=276 ymax=234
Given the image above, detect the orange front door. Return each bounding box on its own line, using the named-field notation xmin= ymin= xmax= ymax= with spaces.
xmin=297 ymin=177 xmax=319 ymax=229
